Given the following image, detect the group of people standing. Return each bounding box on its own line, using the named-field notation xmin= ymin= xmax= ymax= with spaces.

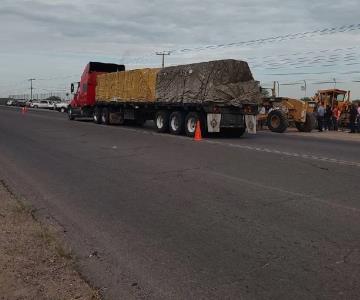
xmin=316 ymin=102 xmax=360 ymax=133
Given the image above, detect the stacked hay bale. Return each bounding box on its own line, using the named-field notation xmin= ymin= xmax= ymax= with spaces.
xmin=96 ymin=68 xmax=160 ymax=102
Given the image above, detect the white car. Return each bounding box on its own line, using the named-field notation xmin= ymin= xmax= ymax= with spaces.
xmin=30 ymin=100 xmax=55 ymax=109
xmin=6 ymin=99 xmax=15 ymax=106
xmin=54 ymin=101 xmax=70 ymax=112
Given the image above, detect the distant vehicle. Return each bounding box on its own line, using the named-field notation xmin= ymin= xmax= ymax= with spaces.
xmin=30 ymin=100 xmax=55 ymax=109
xmin=6 ymin=99 xmax=15 ymax=106
xmin=54 ymin=101 xmax=69 ymax=113
xmin=14 ymin=100 xmax=26 ymax=107
xmin=25 ymin=100 xmax=33 ymax=107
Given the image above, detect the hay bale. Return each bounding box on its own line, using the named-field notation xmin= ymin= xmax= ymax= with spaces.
xmin=96 ymin=68 xmax=160 ymax=102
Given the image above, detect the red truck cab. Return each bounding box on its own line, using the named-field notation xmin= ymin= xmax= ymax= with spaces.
xmin=70 ymin=62 xmax=125 ymax=109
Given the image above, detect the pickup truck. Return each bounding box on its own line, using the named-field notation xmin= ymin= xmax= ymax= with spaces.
xmin=54 ymin=101 xmax=70 ymax=112
xmin=30 ymin=100 xmax=55 ymax=109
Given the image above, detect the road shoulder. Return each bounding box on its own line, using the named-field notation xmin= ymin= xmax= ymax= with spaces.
xmin=0 ymin=179 xmax=101 ymax=300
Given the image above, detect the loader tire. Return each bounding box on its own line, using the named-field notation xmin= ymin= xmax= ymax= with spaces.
xmin=267 ymin=110 xmax=288 ymax=133
xmin=295 ymin=112 xmax=316 ymax=132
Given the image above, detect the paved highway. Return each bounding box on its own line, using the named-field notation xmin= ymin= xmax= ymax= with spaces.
xmin=1 ymin=106 xmax=359 ymax=299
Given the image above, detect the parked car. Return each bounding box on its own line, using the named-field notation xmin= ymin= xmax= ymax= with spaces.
xmin=25 ymin=100 xmax=33 ymax=107
xmin=54 ymin=101 xmax=70 ymax=113
xmin=14 ymin=100 xmax=26 ymax=107
xmin=6 ymin=99 xmax=15 ymax=106
xmin=30 ymin=100 xmax=55 ymax=109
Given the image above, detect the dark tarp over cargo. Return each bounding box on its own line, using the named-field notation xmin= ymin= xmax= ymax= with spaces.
xmin=155 ymin=59 xmax=262 ymax=106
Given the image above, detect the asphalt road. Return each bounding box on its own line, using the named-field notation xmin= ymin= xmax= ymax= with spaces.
xmin=1 ymin=105 xmax=360 ymax=300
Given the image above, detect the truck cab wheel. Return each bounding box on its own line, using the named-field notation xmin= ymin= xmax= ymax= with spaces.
xmin=185 ymin=112 xmax=201 ymax=137
xmin=169 ymin=111 xmax=184 ymax=135
xmin=68 ymin=107 xmax=75 ymax=120
xmin=267 ymin=110 xmax=288 ymax=133
xmin=93 ymin=107 xmax=102 ymax=124
xmin=155 ymin=111 xmax=170 ymax=133
xmin=101 ymin=108 xmax=110 ymax=125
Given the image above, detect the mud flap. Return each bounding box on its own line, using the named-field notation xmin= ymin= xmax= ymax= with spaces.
xmin=207 ymin=114 xmax=221 ymax=133
xmin=245 ymin=115 xmax=257 ymax=134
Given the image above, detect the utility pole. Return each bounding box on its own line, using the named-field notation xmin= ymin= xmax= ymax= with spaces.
xmin=303 ymin=80 xmax=307 ymax=98
xmin=156 ymin=51 xmax=170 ymax=68
xmin=28 ymin=78 xmax=36 ymax=100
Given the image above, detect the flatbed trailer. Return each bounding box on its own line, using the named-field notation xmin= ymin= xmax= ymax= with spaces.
xmin=68 ymin=61 xmax=258 ymax=137
xmin=69 ymin=100 xmax=258 ymax=137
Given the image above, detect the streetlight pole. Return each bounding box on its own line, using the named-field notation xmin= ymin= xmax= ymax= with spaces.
xmin=156 ymin=51 xmax=170 ymax=68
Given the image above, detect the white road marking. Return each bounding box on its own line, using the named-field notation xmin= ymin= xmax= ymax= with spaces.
xmin=203 ymin=140 xmax=360 ymax=168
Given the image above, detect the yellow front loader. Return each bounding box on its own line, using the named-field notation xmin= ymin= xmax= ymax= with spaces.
xmin=259 ymin=97 xmax=316 ymax=133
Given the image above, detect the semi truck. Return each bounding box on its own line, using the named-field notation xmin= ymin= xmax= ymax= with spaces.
xmin=68 ymin=60 xmax=260 ymax=137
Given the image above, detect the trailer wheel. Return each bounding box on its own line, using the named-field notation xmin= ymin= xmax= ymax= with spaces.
xmin=185 ymin=112 xmax=201 ymax=137
xmin=267 ymin=110 xmax=288 ymax=133
xmin=155 ymin=111 xmax=170 ymax=133
xmin=68 ymin=107 xmax=75 ymax=120
xmin=101 ymin=108 xmax=110 ymax=125
xmin=295 ymin=112 xmax=316 ymax=132
xmin=93 ymin=107 xmax=102 ymax=124
xmin=169 ymin=111 xmax=184 ymax=135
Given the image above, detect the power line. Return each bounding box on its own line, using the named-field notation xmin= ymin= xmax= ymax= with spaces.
xmin=169 ymin=23 xmax=360 ymax=55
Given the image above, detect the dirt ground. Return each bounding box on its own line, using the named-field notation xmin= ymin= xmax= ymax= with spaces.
xmin=0 ymin=180 xmax=101 ymax=300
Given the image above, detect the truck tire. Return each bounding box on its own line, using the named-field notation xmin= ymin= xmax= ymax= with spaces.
xmin=155 ymin=111 xmax=170 ymax=133
xmin=68 ymin=107 xmax=75 ymax=120
xmin=267 ymin=110 xmax=288 ymax=133
xmin=93 ymin=107 xmax=102 ymax=124
xmin=169 ymin=111 xmax=184 ymax=135
xmin=185 ymin=112 xmax=201 ymax=137
xmin=101 ymin=108 xmax=110 ymax=125
xmin=295 ymin=112 xmax=316 ymax=132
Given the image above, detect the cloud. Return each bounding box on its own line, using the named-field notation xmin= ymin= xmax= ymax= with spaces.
xmin=0 ymin=0 xmax=360 ymax=98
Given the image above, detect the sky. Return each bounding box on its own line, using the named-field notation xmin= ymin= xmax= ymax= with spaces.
xmin=1 ymin=0 xmax=360 ymax=99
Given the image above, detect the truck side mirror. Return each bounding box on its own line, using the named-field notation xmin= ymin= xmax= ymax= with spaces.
xmin=71 ymin=83 xmax=74 ymax=93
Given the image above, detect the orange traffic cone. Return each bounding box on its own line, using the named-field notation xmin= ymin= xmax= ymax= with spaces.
xmin=21 ymin=107 xmax=25 ymax=115
xmin=194 ymin=121 xmax=202 ymax=141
